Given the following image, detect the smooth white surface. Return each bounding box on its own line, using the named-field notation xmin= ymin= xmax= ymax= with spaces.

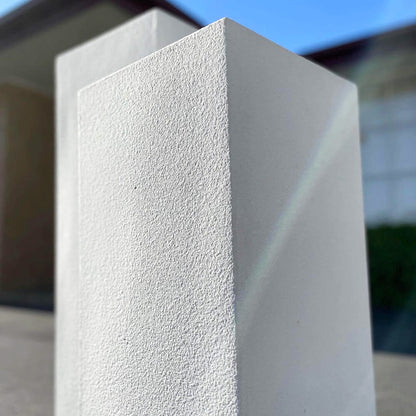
xmin=55 ymin=10 xmax=195 ymax=416
xmin=225 ymin=20 xmax=375 ymax=415
xmin=79 ymin=18 xmax=375 ymax=415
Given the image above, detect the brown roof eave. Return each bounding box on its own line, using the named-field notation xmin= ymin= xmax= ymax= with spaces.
xmin=0 ymin=0 xmax=202 ymax=51
xmin=304 ymin=21 xmax=416 ymax=65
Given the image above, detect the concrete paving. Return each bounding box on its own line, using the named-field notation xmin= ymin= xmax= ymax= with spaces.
xmin=374 ymin=352 xmax=416 ymax=416
xmin=0 ymin=305 xmax=415 ymax=415
xmin=0 ymin=306 xmax=53 ymax=416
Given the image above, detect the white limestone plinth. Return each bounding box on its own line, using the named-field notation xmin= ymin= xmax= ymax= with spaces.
xmin=78 ymin=18 xmax=376 ymax=415
xmin=55 ymin=9 xmax=195 ymax=416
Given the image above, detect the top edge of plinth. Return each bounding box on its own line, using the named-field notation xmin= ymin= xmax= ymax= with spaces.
xmin=78 ymin=16 xmax=356 ymax=99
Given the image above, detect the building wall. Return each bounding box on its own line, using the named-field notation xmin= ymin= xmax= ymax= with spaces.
xmin=312 ymin=33 xmax=416 ymax=226
xmin=361 ymin=91 xmax=416 ymax=226
xmin=0 ymin=83 xmax=53 ymax=292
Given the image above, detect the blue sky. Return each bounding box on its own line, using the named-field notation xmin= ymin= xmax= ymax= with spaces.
xmin=1 ymin=0 xmax=416 ymax=53
xmin=0 ymin=0 xmax=28 ymax=18
xmin=170 ymin=0 xmax=416 ymax=53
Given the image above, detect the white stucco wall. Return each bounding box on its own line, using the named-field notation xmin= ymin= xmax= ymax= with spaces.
xmin=78 ymin=18 xmax=375 ymax=415
xmin=55 ymin=9 xmax=196 ymax=416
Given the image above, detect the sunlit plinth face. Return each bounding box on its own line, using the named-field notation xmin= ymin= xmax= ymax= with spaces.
xmin=77 ymin=17 xmax=375 ymax=416
xmin=55 ymin=10 xmax=196 ymax=416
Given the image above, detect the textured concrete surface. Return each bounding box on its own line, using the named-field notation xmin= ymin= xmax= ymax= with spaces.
xmin=55 ymin=9 xmax=195 ymax=416
xmin=0 ymin=307 xmax=53 ymax=416
xmin=79 ymin=19 xmax=236 ymax=416
xmin=78 ymin=18 xmax=374 ymax=415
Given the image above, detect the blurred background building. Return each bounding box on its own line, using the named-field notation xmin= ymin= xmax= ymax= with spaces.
xmin=307 ymin=27 xmax=416 ymax=355
xmin=0 ymin=0 xmax=199 ymax=309
xmin=307 ymin=25 xmax=416 ymax=226
xmin=2 ymin=0 xmax=415 ymax=332
xmin=0 ymin=0 xmax=415 ymax=414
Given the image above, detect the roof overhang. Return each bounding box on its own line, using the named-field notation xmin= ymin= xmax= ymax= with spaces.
xmin=0 ymin=0 xmax=201 ymax=94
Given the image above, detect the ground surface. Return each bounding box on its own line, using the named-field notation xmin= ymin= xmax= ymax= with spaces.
xmin=0 ymin=306 xmax=54 ymax=416
xmin=374 ymin=352 xmax=416 ymax=415
xmin=0 ymin=306 xmax=415 ymax=415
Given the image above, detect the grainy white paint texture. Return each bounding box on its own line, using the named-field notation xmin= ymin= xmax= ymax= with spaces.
xmin=78 ymin=18 xmax=376 ymax=416
xmin=55 ymin=9 xmax=196 ymax=416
